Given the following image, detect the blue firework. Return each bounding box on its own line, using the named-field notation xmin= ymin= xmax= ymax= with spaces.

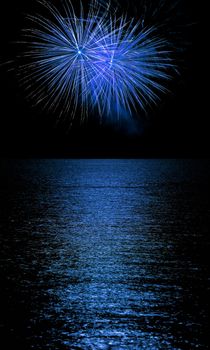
xmin=20 ymin=0 xmax=174 ymax=121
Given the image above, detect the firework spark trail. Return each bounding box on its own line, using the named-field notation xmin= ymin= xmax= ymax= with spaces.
xmin=20 ymin=0 xmax=175 ymax=122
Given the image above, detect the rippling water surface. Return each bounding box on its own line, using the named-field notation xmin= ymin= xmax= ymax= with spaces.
xmin=0 ymin=159 xmax=209 ymax=349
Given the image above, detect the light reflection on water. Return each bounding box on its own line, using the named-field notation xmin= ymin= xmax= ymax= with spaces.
xmin=0 ymin=159 xmax=209 ymax=349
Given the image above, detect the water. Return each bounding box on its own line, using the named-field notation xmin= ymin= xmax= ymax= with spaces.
xmin=0 ymin=159 xmax=209 ymax=349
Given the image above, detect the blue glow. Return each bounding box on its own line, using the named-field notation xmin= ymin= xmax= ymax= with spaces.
xmin=22 ymin=0 xmax=175 ymax=122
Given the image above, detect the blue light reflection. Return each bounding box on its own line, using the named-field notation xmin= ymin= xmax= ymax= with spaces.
xmin=2 ymin=159 xmax=208 ymax=349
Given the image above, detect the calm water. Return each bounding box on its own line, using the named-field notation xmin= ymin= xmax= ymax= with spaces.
xmin=0 ymin=159 xmax=209 ymax=349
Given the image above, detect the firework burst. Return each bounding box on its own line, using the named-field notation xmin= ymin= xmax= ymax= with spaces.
xmin=20 ymin=0 xmax=175 ymax=122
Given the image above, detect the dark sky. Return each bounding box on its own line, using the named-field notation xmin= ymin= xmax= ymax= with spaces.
xmin=0 ymin=0 xmax=205 ymax=158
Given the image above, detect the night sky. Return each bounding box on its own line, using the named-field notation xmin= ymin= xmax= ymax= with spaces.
xmin=0 ymin=0 xmax=205 ymax=158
